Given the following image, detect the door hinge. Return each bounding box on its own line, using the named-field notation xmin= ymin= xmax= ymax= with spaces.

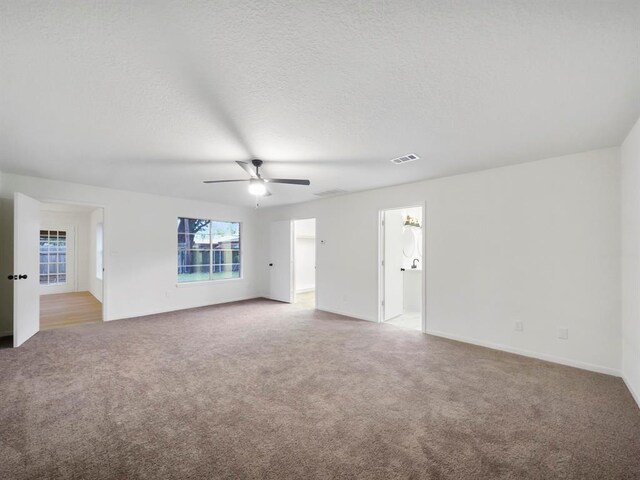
xmin=381 ymin=300 xmax=385 ymax=306
xmin=381 ymin=260 xmax=385 ymax=266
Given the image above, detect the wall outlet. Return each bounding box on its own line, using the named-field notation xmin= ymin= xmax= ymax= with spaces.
xmin=558 ymin=328 xmax=569 ymax=340
xmin=515 ymin=321 xmax=523 ymax=332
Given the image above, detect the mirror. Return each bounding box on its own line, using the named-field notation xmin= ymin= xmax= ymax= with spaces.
xmin=402 ymin=228 xmax=415 ymax=258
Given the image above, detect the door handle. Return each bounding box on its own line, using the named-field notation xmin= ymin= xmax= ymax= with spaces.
xmin=7 ymin=274 xmax=28 ymax=280
xmin=269 ymin=263 xmax=273 ymax=266
xmin=400 ymin=268 xmax=405 ymax=272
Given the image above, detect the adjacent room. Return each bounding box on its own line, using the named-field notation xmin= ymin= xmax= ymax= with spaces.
xmin=39 ymin=202 xmax=104 ymax=330
xmin=1 ymin=1 xmax=639 ymax=479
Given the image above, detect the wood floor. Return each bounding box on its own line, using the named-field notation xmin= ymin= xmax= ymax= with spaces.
xmin=40 ymin=291 xmax=102 ymax=330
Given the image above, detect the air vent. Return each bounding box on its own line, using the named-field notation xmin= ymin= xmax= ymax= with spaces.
xmin=314 ymin=189 xmax=348 ymax=198
xmin=390 ymin=153 xmax=419 ymax=165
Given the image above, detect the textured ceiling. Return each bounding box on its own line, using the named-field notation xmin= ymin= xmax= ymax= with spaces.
xmin=1 ymin=1 xmax=639 ymax=207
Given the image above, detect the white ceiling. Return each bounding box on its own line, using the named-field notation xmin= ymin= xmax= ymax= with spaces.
xmin=1 ymin=1 xmax=639 ymax=208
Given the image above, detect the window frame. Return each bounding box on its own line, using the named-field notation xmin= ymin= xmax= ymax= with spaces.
xmin=39 ymin=229 xmax=68 ymax=286
xmin=176 ymin=217 xmax=243 ymax=285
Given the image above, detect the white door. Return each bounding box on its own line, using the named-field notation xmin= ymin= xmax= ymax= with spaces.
xmin=269 ymin=220 xmax=293 ymax=303
xmin=384 ymin=209 xmax=404 ymax=321
xmin=13 ymin=192 xmax=41 ymax=347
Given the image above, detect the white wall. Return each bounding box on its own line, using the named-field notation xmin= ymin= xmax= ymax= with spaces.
xmin=621 ymin=116 xmax=640 ymax=406
xmin=258 ymin=148 xmax=621 ymax=375
xmin=0 ymin=173 xmax=260 ymax=327
xmin=294 ymin=218 xmax=316 ymax=293
xmin=89 ymin=208 xmax=104 ymax=302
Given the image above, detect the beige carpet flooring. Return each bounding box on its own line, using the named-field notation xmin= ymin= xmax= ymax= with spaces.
xmin=1 ymin=298 xmax=639 ymax=479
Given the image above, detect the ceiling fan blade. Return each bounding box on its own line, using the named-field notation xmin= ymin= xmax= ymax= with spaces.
xmin=263 ymin=178 xmax=311 ymax=185
xmin=236 ymin=161 xmax=257 ymax=178
xmin=202 ymin=179 xmax=249 ymax=184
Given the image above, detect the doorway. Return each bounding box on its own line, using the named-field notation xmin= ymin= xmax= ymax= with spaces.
xmin=293 ymin=218 xmax=316 ymax=308
xmin=379 ymin=205 xmax=425 ymax=331
xmin=38 ymin=202 xmax=104 ymax=330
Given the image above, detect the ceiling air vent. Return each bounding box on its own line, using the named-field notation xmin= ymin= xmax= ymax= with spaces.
xmin=390 ymin=153 xmax=419 ymax=165
xmin=314 ymin=189 xmax=348 ymax=198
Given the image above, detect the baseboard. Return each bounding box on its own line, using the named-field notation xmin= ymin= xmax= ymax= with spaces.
xmin=107 ymin=295 xmax=262 ymax=322
xmin=0 ymin=329 xmax=12 ymax=338
xmin=622 ymin=375 xmax=640 ymax=410
xmin=295 ymin=288 xmax=315 ymax=294
xmin=425 ymin=329 xmax=620 ymax=377
xmin=316 ymin=306 xmax=375 ymax=323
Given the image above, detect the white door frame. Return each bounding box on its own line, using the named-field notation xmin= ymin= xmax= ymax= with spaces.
xmin=378 ymin=202 xmax=426 ymax=333
xmin=292 ymin=217 xmax=317 ymax=308
xmin=36 ymin=198 xmax=109 ymax=322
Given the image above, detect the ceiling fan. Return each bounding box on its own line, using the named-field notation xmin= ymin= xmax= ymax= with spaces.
xmin=203 ymin=159 xmax=310 ymax=196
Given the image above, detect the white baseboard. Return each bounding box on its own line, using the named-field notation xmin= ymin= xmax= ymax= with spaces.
xmin=425 ymin=329 xmax=620 ymax=377
xmin=107 ymin=295 xmax=262 ymax=322
xmin=316 ymin=306 xmax=375 ymax=323
xmin=295 ymin=288 xmax=315 ymax=294
xmin=622 ymin=375 xmax=640 ymax=410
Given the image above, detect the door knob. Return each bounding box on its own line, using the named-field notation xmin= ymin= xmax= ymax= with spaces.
xmin=400 ymin=268 xmax=405 ymax=272
xmin=269 ymin=263 xmax=273 ymax=266
xmin=7 ymin=275 xmax=14 ymax=280
xmin=18 ymin=274 xmax=27 ymax=280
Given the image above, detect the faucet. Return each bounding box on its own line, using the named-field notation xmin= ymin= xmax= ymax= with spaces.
xmin=411 ymin=258 xmax=420 ymax=269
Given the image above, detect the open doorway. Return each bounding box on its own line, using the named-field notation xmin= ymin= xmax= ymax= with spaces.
xmin=293 ymin=218 xmax=316 ymax=309
xmin=39 ymin=202 xmax=104 ymax=330
xmin=379 ymin=205 xmax=424 ymax=331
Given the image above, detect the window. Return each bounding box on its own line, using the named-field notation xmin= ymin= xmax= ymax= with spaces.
xmin=96 ymin=222 xmax=103 ymax=280
xmin=39 ymin=230 xmax=67 ymax=285
xmin=177 ymin=217 xmax=241 ymax=283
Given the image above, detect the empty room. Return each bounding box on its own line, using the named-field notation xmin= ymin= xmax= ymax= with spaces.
xmin=1 ymin=1 xmax=639 ymax=479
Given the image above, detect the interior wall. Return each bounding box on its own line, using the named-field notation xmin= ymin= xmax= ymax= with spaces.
xmin=294 ymin=218 xmax=316 ymax=293
xmin=621 ymin=115 xmax=640 ymax=406
xmin=258 ymin=148 xmax=621 ymax=375
xmin=39 ymin=207 xmax=92 ymax=295
xmin=0 ymin=173 xmax=260 ymax=326
xmin=0 ymin=196 xmax=13 ymax=336
xmin=89 ymin=208 xmax=104 ymax=302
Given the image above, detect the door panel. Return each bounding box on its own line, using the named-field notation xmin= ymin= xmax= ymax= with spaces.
xmin=14 ymin=193 xmax=41 ymax=347
xmin=384 ymin=210 xmax=404 ymax=320
xmin=269 ymin=220 xmax=293 ymax=303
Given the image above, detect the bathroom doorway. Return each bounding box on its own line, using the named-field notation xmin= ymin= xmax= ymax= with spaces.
xmin=293 ymin=218 xmax=316 ymax=309
xmin=379 ymin=205 xmax=425 ymax=331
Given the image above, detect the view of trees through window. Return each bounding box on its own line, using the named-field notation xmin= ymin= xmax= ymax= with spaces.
xmin=177 ymin=217 xmax=241 ymax=282
xmin=40 ymin=230 xmax=67 ymax=285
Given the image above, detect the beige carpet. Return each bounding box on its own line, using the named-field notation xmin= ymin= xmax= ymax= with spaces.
xmin=0 ymin=298 xmax=638 ymax=479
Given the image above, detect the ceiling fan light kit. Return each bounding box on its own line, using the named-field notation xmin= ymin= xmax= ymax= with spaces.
xmin=248 ymin=178 xmax=267 ymax=196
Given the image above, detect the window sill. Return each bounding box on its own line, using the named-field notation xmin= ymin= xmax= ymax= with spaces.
xmin=175 ymin=277 xmax=243 ymax=288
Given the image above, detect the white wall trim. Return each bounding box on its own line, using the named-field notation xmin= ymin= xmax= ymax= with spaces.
xmin=426 ymin=329 xmax=620 ymax=377
xmin=107 ymin=295 xmax=261 ymax=322
xmin=295 ymin=287 xmax=315 ymax=294
xmin=623 ymin=375 xmax=640 ymax=410
xmin=317 ymin=306 xmax=374 ymax=323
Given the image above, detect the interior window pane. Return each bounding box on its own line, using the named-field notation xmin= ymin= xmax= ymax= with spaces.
xmin=39 ymin=274 xmax=47 ymax=284
xmin=177 ymin=265 xmax=210 ymax=283
xmin=58 ymin=263 xmax=66 ymax=274
xmin=58 ymin=274 xmax=66 ymax=283
xmin=48 ymin=275 xmax=58 ymax=284
xmin=49 ymin=264 xmax=57 ymax=274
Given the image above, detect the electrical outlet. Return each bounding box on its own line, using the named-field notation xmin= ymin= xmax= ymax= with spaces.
xmin=558 ymin=328 xmax=569 ymax=340
xmin=515 ymin=321 xmax=523 ymax=332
